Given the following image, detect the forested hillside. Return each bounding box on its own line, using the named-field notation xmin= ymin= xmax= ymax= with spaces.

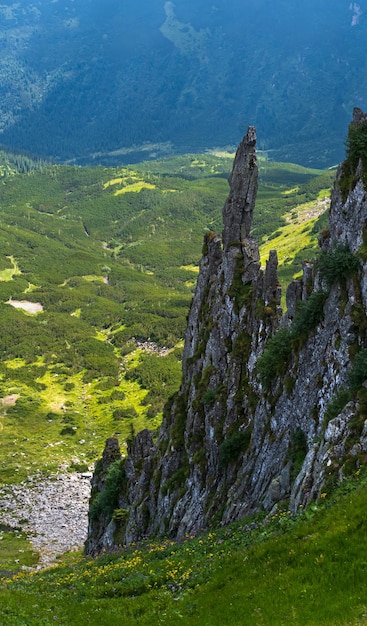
xmin=0 ymin=1 xmax=366 ymax=166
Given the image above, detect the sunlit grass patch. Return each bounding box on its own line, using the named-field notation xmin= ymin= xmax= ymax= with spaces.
xmin=207 ymin=149 xmax=236 ymax=158
xmin=103 ymin=177 xmax=124 ymax=188
xmin=318 ymin=187 xmax=332 ymax=199
xmin=103 ymin=171 xmax=140 ymax=189
xmin=82 ymin=275 xmax=105 ymax=283
xmin=180 ymin=265 xmax=199 ymax=273
xmin=23 ymin=282 xmax=39 ymax=293
xmin=190 ymin=159 xmax=207 ymax=168
xmin=114 ymin=182 xmax=156 ymax=195
xmin=282 ymin=186 xmax=300 ymax=195
xmin=260 ymin=218 xmax=319 ymax=267
xmin=4 ymin=359 xmax=27 ymax=370
xmin=260 ymin=196 xmax=329 ymax=294
xmin=0 ymin=256 xmax=20 ymax=282
xmin=36 ymin=371 xmax=67 ymax=413
xmin=0 ymin=527 xmax=39 ymax=574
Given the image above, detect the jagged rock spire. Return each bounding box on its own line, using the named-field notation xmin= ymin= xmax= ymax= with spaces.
xmin=85 ymin=112 xmax=367 ymax=555
xmin=222 ymin=126 xmax=258 ymax=248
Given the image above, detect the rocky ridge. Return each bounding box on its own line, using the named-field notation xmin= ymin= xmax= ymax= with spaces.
xmin=86 ymin=113 xmax=367 ymax=555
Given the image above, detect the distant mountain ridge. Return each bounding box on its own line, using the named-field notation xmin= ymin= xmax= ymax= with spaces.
xmin=0 ymin=0 xmax=366 ymax=166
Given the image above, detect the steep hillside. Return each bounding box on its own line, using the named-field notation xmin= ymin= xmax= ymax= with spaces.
xmin=86 ymin=109 xmax=367 ymax=554
xmin=2 ymin=450 xmax=367 ymax=624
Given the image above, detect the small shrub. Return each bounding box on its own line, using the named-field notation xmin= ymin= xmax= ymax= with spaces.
xmin=89 ymin=459 xmax=126 ymax=522
xmin=291 ymin=290 xmax=327 ymax=344
xmin=219 ymin=430 xmax=252 ymax=467
xmin=162 ymin=465 xmax=189 ymax=494
xmin=227 ymin=255 xmax=253 ymax=315
xmin=63 ymin=382 xmax=75 ymax=391
xmin=339 ymin=119 xmax=367 ymax=201
xmin=112 ymin=508 xmax=130 ymax=545
xmin=60 ymin=425 xmax=77 ymax=436
xmin=112 ymin=508 xmax=129 ymax=522
xmin=231 ymin=331 xmax=252 ymax=359
xmin=257 ymin=327 xmax=292 ymax=389
xmin=46 ymin=412 xmax=58 ymax=421
xmin=287 ymin=428 xmax=308 ymax=481
xmin=258 ymin=291 xmax=327 ymax=391
xmin=324 ymin=388 xmax=352 ymax=424
xmin=170 ymin=392 xmax=187 ymax=450
xmin=202 ymin=389 xmax=217 ymax=405
xmin=346 ymin=120 xmax=367 ymax=165
xmin=284 ymin=376 xmax=296 ymax=395
xmin=69 ymin=461 xmax=89 ymax=473
xmin=348 ymin=348 xmax=367 ymax=392
xmin=113 ymin=406 xmax=138 ymax=420
xmin=316 ymin=246 xmax=360 ymax=287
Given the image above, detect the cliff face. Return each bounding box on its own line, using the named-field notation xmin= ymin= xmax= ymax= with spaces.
xmin=85 ymin=114 xmax=367 ymax=555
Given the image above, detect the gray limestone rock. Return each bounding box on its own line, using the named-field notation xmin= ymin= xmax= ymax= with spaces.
xmin=222 ymin=126 xmax=258 ymax=247
xmin=86 ymin=113 xmax=367 ymax=555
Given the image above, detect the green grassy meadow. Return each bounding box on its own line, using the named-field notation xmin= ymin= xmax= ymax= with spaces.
xmin=1 ymin=470 xmax=366 ymax=625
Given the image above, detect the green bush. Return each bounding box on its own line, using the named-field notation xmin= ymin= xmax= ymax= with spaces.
xmin=339 ymin=119 xmax=367 ymax=201
xmin=257 ymin=290 xmax=328 ymax=390
xmin=112 ymin=508 xmax=129 ymax=522
xmin=162 ymin=465 xmax=189 ymax=494
xmin=324 ymin=388 xmax=352 ymax=424
xmin=291 ymin=290 xmax=327 ymax=343
xmin=202 ymin=389 xmax=217 ymax=405
xmin=287 ymin=428 xmax=308 ymax=481
xmin=346 ymin=121 xmax=367 ymax=165
xmin=89 ymin=459 xmax=126 ymax=522
xmin=113 ymin=406 xmax=138 ymax=421
xmin=324 ymin=349 xmax=367 ymax=426
xmin=219 ymin=430 xmax=252 ymax=467
xmin=316 ymin=246 xmax=360 ymax=287
xmin=60 ymin=425 xmax=77 ymax=436
xmin=227 ymin=255 xmax=253 ymax=315
xmin=348 ymin=348 xmax=367 ymax=392
xmin=256 ymin=327 xmax=293 ymax=389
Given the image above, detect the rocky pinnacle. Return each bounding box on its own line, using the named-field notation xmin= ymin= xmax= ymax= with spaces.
xmin=222 ymin=126 xmax=258 ymax=248
xmin=87 ymin=113 xmax=367 ymax=553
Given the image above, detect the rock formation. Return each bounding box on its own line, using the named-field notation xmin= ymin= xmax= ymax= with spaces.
xmin=85 ymin=115 xmax=367 ymax=555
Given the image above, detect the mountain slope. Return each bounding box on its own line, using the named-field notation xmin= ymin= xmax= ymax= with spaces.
xmin=86 ymin=110 xmax=367 ymax=554
xmin=2 ymin=472 xmax=367 ymax=624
